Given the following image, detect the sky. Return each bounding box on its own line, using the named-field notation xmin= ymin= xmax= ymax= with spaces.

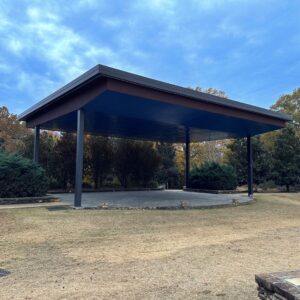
xmin=1 ymin=0 xmax=300 ymax=115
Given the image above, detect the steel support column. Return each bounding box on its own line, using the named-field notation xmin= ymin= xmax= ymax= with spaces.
xmin=185 ymin=128 xmax=190 ymax=188
xmin=247 ymin=135 xmax=253 ymax=198
xmin=33 ymin=125 xmax=40 ymax=163
xmin=74 ymin=109 xmax=85 ymax=207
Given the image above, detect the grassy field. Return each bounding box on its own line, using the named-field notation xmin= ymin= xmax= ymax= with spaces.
xmin=0 ymin=193 xmax=299 ymax=300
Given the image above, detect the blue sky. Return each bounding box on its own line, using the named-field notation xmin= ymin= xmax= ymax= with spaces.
xmin=1 ymin=0 xmax=300 ymax=114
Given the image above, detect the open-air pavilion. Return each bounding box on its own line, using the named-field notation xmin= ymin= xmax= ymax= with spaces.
xmin=18 ymin=65 xmax=292 ymax=207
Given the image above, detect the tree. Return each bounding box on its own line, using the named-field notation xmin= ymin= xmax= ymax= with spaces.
xmin=175 ymin=86 xmax=229 ymax=174
xmin=86 ymin=135 xmax=113 ymax=188
xmin=190 ymin=161 xmax=237 ymax=190
xmin=22 ymin=131 xmax=57 ymax=179
xmin=271 ymin=126 xmax=300 ymax=191
xmin=267 ymin=88 xmax=300 ymax=191
xmin=52 ymin=133 xmax=77 ymax=189
xmin=175 ymin=140 xmax=228 ymax=187
xmin=131 ymin=141 xmax=161 ymax=186
xmin=271 ymin=88 xmax=300 ymax=126
xmin=188 ymin=86 xmax=227 ymax=98
xmin=113 ymin=139 xmax=135 ymax=188
xmin=0 ymin=152 xmax=48 ymax=197
xmin=198 ymin=140 xmax=227 ymax=163
xmin=0 ymin=106 xmax=30 ymax=153
xmin=155 ymin=143 xmax=180 ymax=188
xmin=225 ymin=136 xmax=271 ymax=186
xmin=113 ymin=139 xmax=160 ymax=188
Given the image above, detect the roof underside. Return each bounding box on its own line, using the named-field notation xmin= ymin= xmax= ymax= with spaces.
xmin=19 ymin=65 xmax=292 ymax=143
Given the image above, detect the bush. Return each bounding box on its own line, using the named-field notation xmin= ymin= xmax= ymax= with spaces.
xmin=258 ymin=180 xmax=277 ymax=192
xmin=146 ymin=180 xmax=159 ymax=188
xmin=0 ymin=152 xmax=48 ymax=197
xmin=190 ymin=161 xmax=237 ymax=190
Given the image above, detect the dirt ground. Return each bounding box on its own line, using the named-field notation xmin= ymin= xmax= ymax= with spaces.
xmin=0 ymin=193 xmax=299 ymax=300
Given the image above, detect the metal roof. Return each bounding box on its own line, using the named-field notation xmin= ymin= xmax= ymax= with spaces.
xmin=18 ymin=64 xmax=292 ymax=122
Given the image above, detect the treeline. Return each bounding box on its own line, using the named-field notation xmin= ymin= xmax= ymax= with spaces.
xmin=21 ymin=133 xmax=182 ymax=190
xmin=226 ymin=126 xmax=300 ymax=191
xmin=224 ymin=87 xmax=300 ymax=191
xmin=0 ymin=106 xmax=182 ymax=190
xmin=1 ymin=87 xmax=300 ymax=192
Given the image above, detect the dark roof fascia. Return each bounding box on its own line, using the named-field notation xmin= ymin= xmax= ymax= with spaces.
xmin=18 ymin=64 xmax=292 ymax=122
xmin=18 ymin=65 xmax=101 ymax=120
xmin=99 ymin=65 xmax=292 ymax=121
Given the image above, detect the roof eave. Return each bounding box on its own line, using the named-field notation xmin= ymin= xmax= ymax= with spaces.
xmin=18 ymin=65 xmax=102 ymax=121
xmin=18 ymin=64 xmax=293 ymax=123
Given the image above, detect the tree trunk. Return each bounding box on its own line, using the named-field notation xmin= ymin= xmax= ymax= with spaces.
xmin=123 ymin=177 xmax=128 ymax=188
xmin=99 ymin=174 xmax=103 ymax=188
xmin=286 ymin=184 xmax=290 ymax=192
xmin=94 ymin=174 xmax=99 ymax=189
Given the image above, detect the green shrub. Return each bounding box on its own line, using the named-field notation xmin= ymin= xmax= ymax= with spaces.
xmin=0 ymin=152 xmax=48 ymax=197
xmin=190 ymin=161 xmax=237 ymax=190
xmin=258 ymin=180 xmax=277 ymax=191
xmin=146 ymin=180 xmax=159 ymax=188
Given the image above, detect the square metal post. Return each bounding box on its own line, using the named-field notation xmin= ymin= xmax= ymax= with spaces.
xmin=74 ymin=109 xmax=85 ymax=207
xmin=33 ymin=125 xmax=40 ymax=163
xmin=185 ymin=128 xmax=190 ymax=188
xmin=247 ymin=135 xmax=253 ymax=198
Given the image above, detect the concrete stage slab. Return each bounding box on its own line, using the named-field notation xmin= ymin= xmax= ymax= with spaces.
xmin=56 ymin=190 xmax=251 ymax=209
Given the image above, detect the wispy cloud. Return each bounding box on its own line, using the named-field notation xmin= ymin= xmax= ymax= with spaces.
xmin=0 ymin=0 xmax=300 ymax=113
xmin=0 ymin=2 xmax=142 ymax=106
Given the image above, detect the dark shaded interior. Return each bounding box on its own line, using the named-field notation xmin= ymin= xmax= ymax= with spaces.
xmin=41 ymin=90 xmax=281 ymax=142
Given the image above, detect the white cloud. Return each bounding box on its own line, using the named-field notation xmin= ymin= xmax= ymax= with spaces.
xmin=15 ymin=69 xmax=58 ymax=100
xmin=131 ymin=0 xmax=175 ymax=18
xmin=191 ymin=0 xmax=250 ymax=10
xmin=6 ymin=38 xmax=25 ymax=54
xmin=144 ymin=0 xmax=175 ymax=11
xmin=215 ymin=17 xmax=266 ymax=47
xmin=75 ymin=0 xmax=102 ymax=8
xmin=27 ymin=6 xmax=61 ymax=22
xmin=0 ymin=0 xmax=262 ymax=109
xmin=100 ymin=17 xmax=123 ymax=28
xmin=0 ymin=2 xmax=142 ymax=105
xmin=0 ymin=60 xmax=12 ymax=73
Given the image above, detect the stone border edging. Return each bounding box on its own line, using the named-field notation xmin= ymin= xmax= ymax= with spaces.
xmin=49 ymin=187 xmax=165 ymax=194
xmin=73 ymin=198 xmax=254 ymax=210
xmin=183 ymin=188 xmax=245 ymax=194
xmin=0 ymin=195 xmax=60 ymax=205
xmin=256 ymin=270 xmax=300 ymax=300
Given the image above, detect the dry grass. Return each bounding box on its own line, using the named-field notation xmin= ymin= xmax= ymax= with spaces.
xmin=0 ymin=193 xmax=299 ymax=299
